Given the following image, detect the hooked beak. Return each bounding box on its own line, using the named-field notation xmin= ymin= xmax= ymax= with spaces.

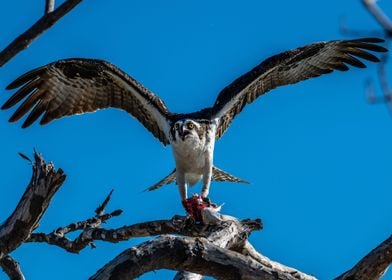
xmin=180 ymin=128 xmax=190 ymax=141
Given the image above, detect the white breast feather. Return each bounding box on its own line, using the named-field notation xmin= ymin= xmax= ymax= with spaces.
xmin=171 ymin=122 xmax=216 ymax=186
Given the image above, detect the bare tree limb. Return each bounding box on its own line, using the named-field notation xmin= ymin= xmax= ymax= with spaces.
xmin=173 ymin=272 xmax=202 ymax=280
xmin=27 ymin=190 xmax=123 ymax=253
xmin=0 ymin=255 xmax=24 ymax=280
xmin=27 ymin=214 xmax=261 ymax=253
xmin=0 ymin=0 xmax=83 ymax=67
xmin=90 ymin=235 xmax=313 ymax=280
xmin=335 ymin=234 xmax=392 ymax=280
xmin=90 ymin=216 xmax=316 ymax=280
xmin=362 ymin=0 xmax=392 ymax=35
xmin=45 ymin=0 xmax=55 ymax=14
xmin=238 ymin=241 xmax=315 ymax=280
xmin=95 ymin=189 xmax=114 ymax=216
xmin=0 ymin=151 xmax=388 ymax=279
xmin=0 ymin=152 xmax=66 ymax=260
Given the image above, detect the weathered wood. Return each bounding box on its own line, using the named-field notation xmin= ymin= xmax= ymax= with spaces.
xmin=174 ymin=271 xmax=203 ymax=280
xmin=239 ymin=241 xmax=316 ymax=280
xmin=0 ymin=152 xmax=390 ymax=280
xmin=28 ymin=213 xmax=260 ymax=253
xmin=0 ymin=255 xmax=24 ymax=280
xmin=0 ymin=0 xmax=83 ymax=67
xmin=90 ymin=215 xmax=316 ymax=280
xmin=90 ymin=235 xmax=309 ymax=280
xmin=45 ymin=0 xmax=55 ymax=14
xmin=336 ymin=235 xmax=392 ymax=280
xmin=0 ymin=152 xmax=65 ymax=259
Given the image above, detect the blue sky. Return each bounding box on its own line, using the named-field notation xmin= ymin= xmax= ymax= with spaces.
xmin=0 ymin=0 xmax=392 ymax=279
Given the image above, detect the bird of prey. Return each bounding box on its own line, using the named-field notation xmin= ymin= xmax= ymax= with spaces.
xmin=1 ymin=38 xmax=387 ymax=213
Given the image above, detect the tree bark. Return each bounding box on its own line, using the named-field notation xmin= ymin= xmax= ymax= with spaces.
xmin=0 ymin=152 xmax=65 ymax=259
xmin=336 ymin=234 xmax=392 ymax=280
xmin=0 ymin=256 xmax=24 ymax=280
xmin=90 ymin=216 xmax=315 ymax=280
xmin=0 ymin=0 xmax=83 ymax=67
xmin=0 ymin=152 xmax=391 ymax=280
xmin=0 ymin=152 xmax=65 ymax=279
xmin=45 ymin=0 xmax=55 ymax=14
xmin=90 ymin=235 xmax=310 ymax=280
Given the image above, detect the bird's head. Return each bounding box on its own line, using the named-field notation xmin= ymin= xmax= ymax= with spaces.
xmin=170 ymin=119 xmax=202 ymax=142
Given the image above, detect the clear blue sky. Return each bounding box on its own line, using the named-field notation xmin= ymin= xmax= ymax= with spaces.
xmin=0 ymin=0 xmax=391 ymax=279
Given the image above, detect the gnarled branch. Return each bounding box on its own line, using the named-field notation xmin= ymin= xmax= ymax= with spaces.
xmin=0 ymin=255 xmax=24 ymax=280
xmin=336 ymin=234 xmax=392 ymax=280
xmin=91 ymin=235 xmax=303 ymax=280
xmin=0 ymin=152 xmax=65 ymax=259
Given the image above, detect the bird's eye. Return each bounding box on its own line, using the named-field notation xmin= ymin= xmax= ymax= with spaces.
xmin=187 ymin=123 xmax=194 ymax=129
xmin=175 ymin=123 xmax=180 ymax=130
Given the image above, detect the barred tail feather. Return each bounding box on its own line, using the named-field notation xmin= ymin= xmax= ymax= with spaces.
xmin=143 ymin=169 xmax=176 ymax=192
xmin=144 ymin=166 xmax=249 ymax=193
xmin=212 ymin=166 xmax=250 ymax=184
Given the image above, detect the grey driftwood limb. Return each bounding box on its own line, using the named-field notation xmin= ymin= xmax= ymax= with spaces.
xmin=335 ymin=234 xmax=392 ymax=280
xmin=89 ymin=215 xmax=316 ymax=280
xmin=0 ymin=0 xmax=83 ymax=67
xmin=0 ymin=152 xmax=390 ymax=280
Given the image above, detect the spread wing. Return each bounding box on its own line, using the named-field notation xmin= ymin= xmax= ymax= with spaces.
xmin=2 ymin=58 xmax=172 ymax=145
xmin=211 ymin=38 xmax=387 ymax=139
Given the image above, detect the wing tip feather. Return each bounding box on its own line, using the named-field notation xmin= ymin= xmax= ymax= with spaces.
xmin=6 ymin=67 xmax=45 ymax=90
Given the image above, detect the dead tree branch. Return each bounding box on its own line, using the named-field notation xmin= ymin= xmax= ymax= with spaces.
xmin=336 ymin=234 xmax=392 ymax=280
xmin=45 ymin=0 xmax=55 ymax=15
xmin=0 ymin=152 xmax=65 ymax=259
xmin=174 ymin=271 xmax=203 ymax=280
xmin=27 ymin=202 xmax=316 ymax=280
xmin=0 ymin=255 xmax=24 ymax=280
xmin=0 ymin=0 xmax=83 ymax=67
xmin=0 ymin=152 xmax=65 ymax=279
xmin=0 ymin=152 xmax=389 ymax=279
xmin=90 ymin=222 xmax=316 ymax=280
xmin=362 ymin=0 xmax=392 ymax=35
xmin=27 ymin=190 xmax=123 ymax=253
xmin=90 ymin=235 xmax=300 ymax=280
xmin=89 ymin=216 xmax=316 ymax=280
xmin=239 ymin=241 xmax=314 ymax=280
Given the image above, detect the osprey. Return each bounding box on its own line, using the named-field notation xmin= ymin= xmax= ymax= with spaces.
xmin=2 ymin=38 xmax=387 ymax=213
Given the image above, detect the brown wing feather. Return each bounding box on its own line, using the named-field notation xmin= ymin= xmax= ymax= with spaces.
xmin=211 ymin=166 xmax=250 ymax=184
xmin=212 ymin=38 xmax=387 ymax=138
xmin=143 ymin=169 xmax=177 ymax=192
xmin=3 ymin=58 xmax=172 ymax=145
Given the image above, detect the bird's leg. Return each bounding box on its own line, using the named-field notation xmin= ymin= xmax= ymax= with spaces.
xmin=177 ymin=170 xmax=206 ymax=221
xmin=201 ymin=161 xmax=212 ymax=199
xmin=176 ymin=170 xmax=187 ymax=202
xmin=176 ymin=170 xmax=199 ymax=218
xmin=201 ymin=160 xmax=219 ymax=208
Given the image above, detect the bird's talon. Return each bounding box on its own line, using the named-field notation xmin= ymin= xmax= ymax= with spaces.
xmin=202 ymin=196 xmax=211 ymax=205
